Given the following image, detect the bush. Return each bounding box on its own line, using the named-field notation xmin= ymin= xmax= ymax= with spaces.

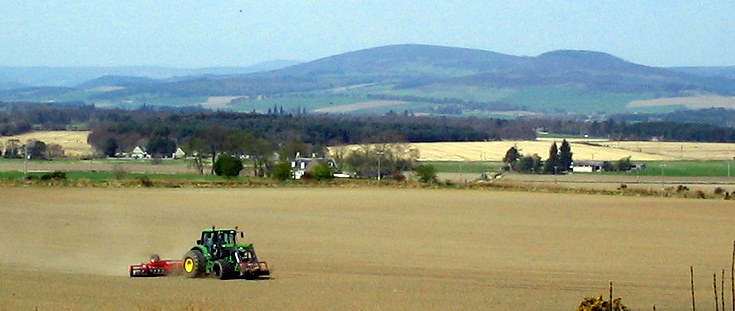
xmin=40 ymin=171 xmax=66 ymax=181
xmin=695 ymin=190 xmax=706 ymax=199
xmin=415 ymin=164 xmax=438 ymax=184
xmin=272 ymin=162 xmax=292 ymax=181
xmin=392 ymin=173 xmax=406 ymax=182
xmin=714 ymin=187 xmax=725 ymax=195
xmin=139 ymin=176 xmax=154 ymax=187
xmin=577 ymin=295 xmax=630 ymax=311
xmin=213 ymin=154 xmax=243 ymax=177
xmin=312 ymin=163 xmax=334 ymax=181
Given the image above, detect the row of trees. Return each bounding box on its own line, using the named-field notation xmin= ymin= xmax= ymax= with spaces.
xmin=503 ymin=139 xmax=573 ymax=174
xmin=0 ymin=139 xmax=65 ymax=159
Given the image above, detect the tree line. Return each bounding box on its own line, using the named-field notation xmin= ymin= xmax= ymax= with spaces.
xmin=503 ymin=140 xmax=573 ymax=174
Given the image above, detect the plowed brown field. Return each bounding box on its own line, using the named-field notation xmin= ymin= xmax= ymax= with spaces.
xmin=2 ymin=187 xmax=734 ymax=310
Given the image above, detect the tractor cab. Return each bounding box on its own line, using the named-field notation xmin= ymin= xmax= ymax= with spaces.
xmin=197 ymin=228 xmax=243 ymax=258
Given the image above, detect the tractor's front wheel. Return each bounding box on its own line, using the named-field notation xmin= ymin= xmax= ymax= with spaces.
xmin=212 ymin=260 xmax=235 ymax=280
xmin=183 ymin=250 xmax=206 ymax=278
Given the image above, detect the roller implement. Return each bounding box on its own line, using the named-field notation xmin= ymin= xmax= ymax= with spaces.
xmin=129 ymin=254 xmax=183 ymax=277
xmin=182 ymin=226 xmax=270 ymax=280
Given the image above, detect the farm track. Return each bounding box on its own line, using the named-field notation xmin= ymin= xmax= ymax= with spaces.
xmin=2 ymin=187 xmax=734 ymax=310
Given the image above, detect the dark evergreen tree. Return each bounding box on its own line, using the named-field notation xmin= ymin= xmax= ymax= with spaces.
xmin=543 ymin=142 xmax=559 ymax=174
xmin=503 ymin=146 xmax=521 ymax=165
xmin=104 ymin=138 xmax=119 ymax=157
xmin=559 ymin=139 xmax=573 ymax=172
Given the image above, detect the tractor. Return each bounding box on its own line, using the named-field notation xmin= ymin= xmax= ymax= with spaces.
xmin=182 ymin=226 xmax=270 ymax=280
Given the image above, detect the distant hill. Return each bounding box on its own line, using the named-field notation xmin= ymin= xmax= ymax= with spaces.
xmin=267 ymin=44 xmax=525 ymax=77
xmin=0 ymin=60 xmax=301 ymax=87
xmin=0 ymin=81 xmax=27 ymax=91
xmin=76 ymin=75 xmax=162 ymax=89
xmin=2 ymin=44 xmax=734 ymax=116
xmin=670 ymin=66 xmax=735 ymax=80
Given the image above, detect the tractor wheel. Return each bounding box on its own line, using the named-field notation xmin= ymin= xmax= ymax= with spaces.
xmin=212 ymin=260 xmax=234 ymax=280
xmin=183 ymin=250 xmax=206 ymax=278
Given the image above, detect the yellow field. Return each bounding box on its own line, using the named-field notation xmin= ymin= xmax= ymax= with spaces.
xmin=594 ymin=141 xmax=735 ymax=160
xmin=0 ymin=130 xmax=93 ymax=157
xmin=1 ymin=187 xmax=734 ymax=310
xmin=332 ymin=140 xmax=735 ymax=162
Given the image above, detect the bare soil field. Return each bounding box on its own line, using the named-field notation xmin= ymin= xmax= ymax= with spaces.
xmin=2 ymin=187 xmax=734 ymax=310
xmin=312 ymin=100 xmax=406 ymax=113
xmin=199 ymin=96 xmax=241 ymax=110
xmin=628 ymin=95 xmax=735 ymax=109
xmin=0 ymin=131 xmax=93 ymax=157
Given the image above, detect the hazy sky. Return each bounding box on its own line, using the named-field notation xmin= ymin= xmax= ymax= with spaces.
xmin=1 ymin=1 xmax=733 ymax=68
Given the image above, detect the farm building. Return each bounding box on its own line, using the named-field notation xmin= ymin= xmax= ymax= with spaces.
xmin=130 ymin=146 xmax=150 ymax=159
xmin=571 ymin=161 xmax=602 ymax=173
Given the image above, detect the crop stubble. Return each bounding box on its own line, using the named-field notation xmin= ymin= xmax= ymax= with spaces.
xmin=1 ymin=187 xmax=733 ymax=310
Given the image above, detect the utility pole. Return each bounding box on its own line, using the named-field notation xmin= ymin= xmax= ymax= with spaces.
xmin=23 ymin=144 xmax=28 ymax=177
xmin=376 ymin=151 xmax=384 ymax=185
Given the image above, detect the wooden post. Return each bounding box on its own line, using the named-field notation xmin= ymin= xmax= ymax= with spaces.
xmin=691 ymin=266 xmax=697 ymax=311
xmin=712 ymin=273 xmax=725 ymax=311
xmin=609 ymin=281 xmax=613 ymax=311
xmin=722 ymin=270 xmax=727 ymax=311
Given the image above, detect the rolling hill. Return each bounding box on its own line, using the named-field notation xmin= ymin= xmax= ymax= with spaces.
xmin=2 ymin=44 xmax=734 ymax=116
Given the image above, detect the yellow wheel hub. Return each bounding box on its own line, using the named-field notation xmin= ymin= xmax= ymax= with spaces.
xmin=184 ymin=258 xmax=194 ymax=272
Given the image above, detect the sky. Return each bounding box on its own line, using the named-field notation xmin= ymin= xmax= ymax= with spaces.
xmin=1 ymin=1 xmax=734 ymax=68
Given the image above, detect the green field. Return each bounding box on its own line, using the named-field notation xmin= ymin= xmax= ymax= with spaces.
xmin=598 ymin=160 xmax=735 ymax=177
xmin=421 ymin=160 xmax=735 ymax=177
xmin=420 ymin=161 xmax=504 ymax=173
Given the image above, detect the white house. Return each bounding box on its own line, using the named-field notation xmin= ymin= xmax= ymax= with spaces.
xmin=130 ymin=146 xmax=150 ymax=159
xmin=290 ymin=153 xmax=336 ymax=179
xmin=172 ymin=148 xmax=186 ymax=159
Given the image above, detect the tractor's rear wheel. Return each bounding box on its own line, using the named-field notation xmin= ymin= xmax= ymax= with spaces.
xmin=183 ymin=250 xmax=206 ymax=278
xmin=212 ymin=260 xmax=235 ymax=280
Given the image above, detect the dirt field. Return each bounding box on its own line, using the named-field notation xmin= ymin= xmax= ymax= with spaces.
xmin=628 ymin=95 xmax=735 ymax=109
xmin=312 ymin=100 xmax=406 ymax=113
xmin=200 ymin=96 xmax=241 ymax=110
xmin=2 ymin=187 xmax=734 ymax=310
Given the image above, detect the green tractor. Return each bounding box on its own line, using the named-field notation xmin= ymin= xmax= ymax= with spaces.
xmin=182 ymin=226 xmax=270 ymax=280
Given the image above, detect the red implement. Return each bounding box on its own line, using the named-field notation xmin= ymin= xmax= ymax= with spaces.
xmin=129 ymin=257 xmax=183 ymax=277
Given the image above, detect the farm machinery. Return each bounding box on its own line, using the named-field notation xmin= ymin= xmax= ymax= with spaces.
xmin=128 ymin=227 xmax=270 ymax=280
xmin=129 ymin=254 xmax=183 ymax=277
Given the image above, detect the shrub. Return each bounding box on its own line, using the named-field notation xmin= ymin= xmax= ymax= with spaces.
xmin=415 ymin=164 xmax=438 ymax=184
xmin=392 ymin=172 xmax=406 ymax=182
xmin=676 ymin=185 xmax=689 ymax=192
xmin=139 ymin=176 xmax=154 ymax=187
xmin=272 ymin=162 xmax=292 ymax=181
xmin=577 ymin=295 xmax=630 ymax=311
xmin=312 ymin=163 xmax=334 ymax=181
xmin=213 ymin=154 xmax=243 ymax=177
xmin=714 ymin=187 xmax=725 ymax=195
xmin=40 ymin=171 xmax=66 ymax=181
xmin=695 ymin=190 xmax=706 ymax=199
xmin=112 ymin=164 xmax=127 ymax=180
